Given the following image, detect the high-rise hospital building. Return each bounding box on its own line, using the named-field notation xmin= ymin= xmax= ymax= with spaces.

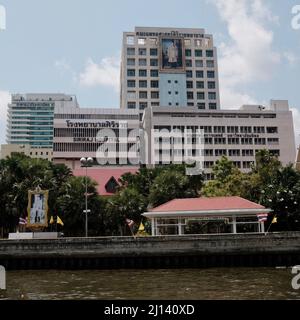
xmin=120 ymin=27 xmax=220 ymax=114
xmin=2 ymin=27 xmax=297 ymax=179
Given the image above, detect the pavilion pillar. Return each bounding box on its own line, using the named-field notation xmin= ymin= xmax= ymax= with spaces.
xmin=260 ymin=221 xmax=265 ymax=233
xmin=232 ymin=216 xmax=237 ymax=234
xmin=151 ymin=218 xmax=155 ymax=236
xmin=178 ymin=218 xmax=184 ymax=236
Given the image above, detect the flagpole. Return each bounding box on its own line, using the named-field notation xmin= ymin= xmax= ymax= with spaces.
xmin=265 ymin=216 xmax=276 ymax=235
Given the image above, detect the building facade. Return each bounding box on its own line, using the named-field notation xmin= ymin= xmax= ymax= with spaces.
xmin=53 ymin=106 xmax=140 ymax=169
xmin=142 ymin=100 xmax=296 ymax=179
xmin=120 ymin=27 xmax=220 ymax=114
xmin=6 ymin=94 xmax=77 ymax=150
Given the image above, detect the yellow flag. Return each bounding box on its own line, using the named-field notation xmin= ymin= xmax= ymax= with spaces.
xmin=138 ymin=222 xmax=145 ymax=232
xmin=272 ymin=217 xmax=278 ymax=224
xmin=57 ymin=216 xmax=64 ymax=226
xmin=49 ymin=216 xmax=54 ymax=225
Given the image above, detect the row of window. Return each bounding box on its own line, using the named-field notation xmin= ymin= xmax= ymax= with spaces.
xmin=187 ymin=70 xmax=215 ymax=78
xmin=186 ymin=60 xmax=214 ymax=68
xmin=203 ymin=137 xmax=279 ymax=145
xmin=127 ymin=58 xmax=214 ymax=68
xmin=203 ymin=149 xmax=280 ymax=157
xmin=126 ymin=36 xmax=212 ymax=48
xmin=127 ymin=101 xmax=218 ymax=109
xmin=187 ymin=92 xmax=217 ymax=100
xmin=127 ymin=48 xmax=214 ymax=58
xmin=161 ymin=126 xmax=278 ymax=134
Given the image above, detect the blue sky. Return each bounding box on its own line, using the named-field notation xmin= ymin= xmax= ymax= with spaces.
xmin=1 ymin=0 xmax=300 ymax=144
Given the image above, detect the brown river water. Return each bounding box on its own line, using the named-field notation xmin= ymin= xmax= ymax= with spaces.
xmin=1 ymin=268 xmax=300 ymax=300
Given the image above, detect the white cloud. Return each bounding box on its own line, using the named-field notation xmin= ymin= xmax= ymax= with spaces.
xmin=0 ymin=91 xmax=11 ymax=145
xmin=211 ymin=0 xmax=280 ymax=107
xmin=78 ymin=55 xmax=120 ymax=92
xmin=283 ymin=51 xmax=300 ymax=66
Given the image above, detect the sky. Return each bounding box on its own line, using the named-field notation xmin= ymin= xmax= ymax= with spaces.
xmin=1 ymin=0 xmax=300 ymax=145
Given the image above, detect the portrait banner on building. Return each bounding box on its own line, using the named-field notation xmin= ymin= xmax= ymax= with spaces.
xmin=27 ymin=187 xmax=49 ymax=228
xmin=160 ymin=37 xmax=185 ymax=72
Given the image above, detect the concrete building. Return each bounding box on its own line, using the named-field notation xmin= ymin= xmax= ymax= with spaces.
xmin=53 ymin=106 xmax=140 ymax=169
xmin=142 ymin=100 xmax=296 ymax=179
xmin=4 ymin=94 xmax=78 ymax=159
xmin=120 ymin=27 xmax=220 ymax=114
xmin=0 ymin=144 xmax=53 ymax=161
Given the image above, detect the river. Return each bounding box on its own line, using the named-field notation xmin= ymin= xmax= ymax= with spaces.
xmin=1 ymin=268 xmax=300 ymax=300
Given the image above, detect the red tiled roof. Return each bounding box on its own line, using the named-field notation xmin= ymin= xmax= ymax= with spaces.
xmin=150 ymin=196 xmax=266 ymax=212
xmin=73 ymin=167 xmax=139 ymax=196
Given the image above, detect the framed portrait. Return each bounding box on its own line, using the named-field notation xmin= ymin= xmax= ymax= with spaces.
xmin=160 ymin=37 xmax=185 ymax=72
xmin=27 ymin=189 xmax=49 ymax=228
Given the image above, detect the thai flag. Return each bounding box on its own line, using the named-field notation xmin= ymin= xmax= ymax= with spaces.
xmin=19 ymin=217 xmax=28 ymax=225
xmin=257 ymin=213 xmax=268 ymax=222
xmin=126 ymin=219 xmax=135 ymax=228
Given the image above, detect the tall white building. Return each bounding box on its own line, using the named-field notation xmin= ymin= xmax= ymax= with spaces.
xmin=120 ymin=27 xmax=220 ymax=114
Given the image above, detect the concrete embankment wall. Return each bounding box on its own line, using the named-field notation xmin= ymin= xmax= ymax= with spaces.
xmin=1 ymin=232 xmax=300 ymax=270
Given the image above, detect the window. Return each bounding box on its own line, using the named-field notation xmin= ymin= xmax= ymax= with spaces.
xmin=139 ymin=59 xmax=147 ymax=66
xmin=229 ymin=149 xmax=240 ymax=156
xmin=186 ymin=71 xmax=193 ymax=78
xmin=150 ymin=59 xmax=158 ymax=67
xmin=168 ymin=80 xmax=171 ymax=83
xmin=196 ymin=71 xmax=204 ymax=78
xmin=214 ymin=126 xmax=225 ymax=133
xmin=197 ymin=103 xmax=206 ymax=109
xmin=151 ymin=70 xmax=159 ymax=77
xmin=127 ymin=91 xmax=136 ymax=99
xmin=195 ymin=50 xmax=202 ymax=57
xmin=208 ymin=92 xmax=216 ymax=100
xmin=208 ymin=81 xmax=216 ymax=89
xmin=127 ymin=36 xmax=135 ymax=45
xmin=196 ymin=81 xmax=204 ymax=89
xmin=228 ymin=138 xmax=240 ymax=145
xmin=175 ymin=80 xmax=178 ymax=84
xmin=105 ymin=177 xmax=119 ymax=194
xmin=187 ymin=92 xmax=194 ymax=100
xmin=269 ymin=150 xmax=280 ymax=157
xmin=186 ymin=81 xmax=193 ymax=89
xmin=254 ymin=127 xmax=265 ymax=134
xmin=206 ymin=60 xmax=214 ymax=68
xmin=168 ymin=91 xmax=172 ymax=95
xmin=127 ymin=102 xmax=136 ymax=109
xmin=139 ymin=80 xmax=147 ymax=88
xmin=169 ymin=102 xmax=172 ymax=106
xmin=150 ymin=48 xmax=158 ymax=56
xmin=139 ymin=69 xmax=147 ymax=77
xmin=240 ymin=126 xmax=252 ymax=133
xmin=242 ymin=150 xmax=254 ymax=157
xmin=233 ymin=162 xmax=241 ymax=169
xmin=186 ymin=60 xmax=192 ymax=67
xmin=127 ymin=58 xmax=135 ymax=66
xmin=127 ymin=69 xmax=135 ymax=77
xmin=207 ymin=71 xmax=215 ymax=78
xmin=151 ymin=91 xmax=159 ymax=99
xmin=195 ymin=60 xmax=203 ymax=68
xmin=205 ymin=138 xmax=213 ymax=144
xmin=185 ymin=49 xmax=192 ymax=57
xmin=184 ymin=39 xmax=191 ymax=46
xmin=151 ymin=81 xmax=159 ymax=88
xmin=175 ymin=91 xmax=178 ymax=95
xmin=127 ymin=80 xmax=136 ymax=88
xmin=209 ymin=103 xmax=217 ymax=110
xmin=151 ymin=102 xmax=159 ymax=106
xmin=215 ymin=150 xmax=227 ymax=156
xmin=214 ymin=138 xmax=226 ymax=144
xmin=127 ymin=48 xmax=135 ymax=56
xmin=187 ymin=102 xmax=194 ymax=107
xmin=138 ymin=38 xmax=146 ymax=45
xmin=197 ymin=92 xmax=205 ymax=100
xmin=267 ymin=127 xmax=278 ymax=134
xmin=241 ymin=138 xmax=253 ymax=145
xmin=206 ymin=50 xmax=214 ymax=57
xmin=139 ymin=48 xmax=147 ymax=56
xmin=268 ymin=138 xmax=279 ymax=145
xmin=227 ymin=126 xmax=239 ymax=133
xmin=139 ymin=102 xmax=148 ymax=110
xmin=139 ymin=91 xmax=147 ymax=99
